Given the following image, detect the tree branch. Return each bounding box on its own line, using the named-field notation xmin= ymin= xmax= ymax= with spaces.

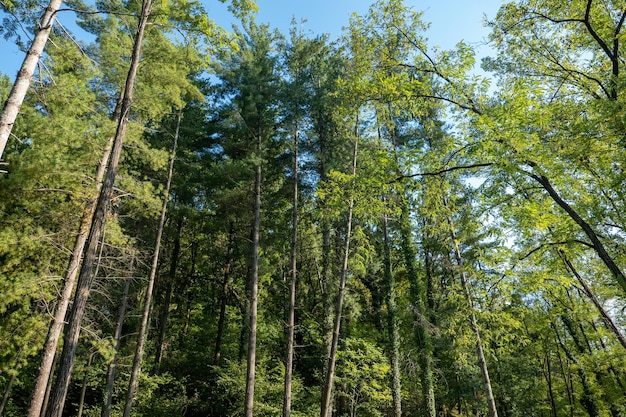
xmin=394 ymin=162 xmax=493 ymax=181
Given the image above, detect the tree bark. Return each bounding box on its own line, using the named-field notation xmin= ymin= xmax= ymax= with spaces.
xmin=44 ymin=0 xmax=153 ymax=414
xmin=320 ymin=130 xmax=358 ymax=417
xmin=282 ymin=124 xmax=299 ymax=417
xmin=123 ymin=110 xmax=180 ymax=417
xmin=0 ymin=0 xmax=64 ymax=159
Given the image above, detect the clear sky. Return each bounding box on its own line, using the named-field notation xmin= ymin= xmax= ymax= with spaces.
xmin=0 ymin=0 xmax=503 ymax=79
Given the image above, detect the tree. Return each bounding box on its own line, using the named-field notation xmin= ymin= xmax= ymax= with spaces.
xmin=0 ymin=0 xmax=64 ymax=159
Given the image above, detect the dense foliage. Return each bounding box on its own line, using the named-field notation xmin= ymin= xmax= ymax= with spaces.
xmin=1 ymin=0 xmax=626 ymax=416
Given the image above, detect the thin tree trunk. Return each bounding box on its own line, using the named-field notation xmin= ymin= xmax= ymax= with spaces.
xmin=0 ymin=365 xmax=17 ymax=416
xmin=542 ymin=350 xmax=557 ymax=417
xmin=155 ymin=216 xmax=183 ymax=370
xmin=0 ymin=0 xmax=64 ymax=158
xmin=320 ymin=129 xmax=358 ymax=417
xmin=557 ymin=249 xmax=626 ymax=350
xmin=283 ymin=124 xmax=299 ymax=417
xmin=76 ymin=351 xmax=96 ymax=417
xmin=382 ymin=201 xmax=402 ymax=417
xmin=553 ymin=323 xmax=599 ymax=417
xmin=531 ymin=174 xmax=626 ymax=293
xmin=179 ymin=242 xmax=197 ymax=349
xmin=445 ymin=208 xmax=498 ymax=417
xmin=101 ymin=255 xmax=133 ymax=417
xmin=214 ymin=222 xmax=235 ymax=366
xmin=40 ymin=346 xmax=59 ymax=417
xmin=123 ymin=111 xmax=180 ymax=417
xmin=244 ymin=128 xmax=263 ymax=417
xmin=27 ymin=136 xmax=113 ymax=417
xmin=44 ymin=1 xmax=153 ymax=413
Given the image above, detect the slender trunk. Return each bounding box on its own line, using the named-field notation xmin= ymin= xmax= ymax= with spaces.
xmin=244 ymin=129 xmax=262 ymax=417
xmin=542 ymin=350 xmax=557 ymax=417
xmin=155 ymin=216 xmax=183 ymax=370
xmin=0 ymin=0 xmax=64 ymax=158
xmin=320 ymin=130 xmax=358 ymax=417
xmin=531 ymin=174 xmax=626 ymax=293
xmin=76 ymin=351 xmax=96 ymax=417
xmin=0 ymin=368 xmax=17 ymax=416
xmin=283 ymin=124 xmax=299 ymax=417
xmin=214 ymin=223 xmax=235 ymax=366
xmin=27 ymin=136 xmax=113 ymax=417
xmin=382 ymin=201 xmax=402 ymax=417
xmin=101 ymin=256 xmax=133 ymax=417
xmin=179 ymin=242 xmax=197 ymax=349
xmin=123 ymin=111 xmax=180 ymax=417
xmin=44 ymin=0 xmax=153 ymax=414
xmin=553 ymin=324 xmax=599 ymax=417
xmin=557 ymin=249 xmax=626 ymax=350
xmin=40 ymin=346 xmax=59 ymax=417
xmin=445 ymin=209 xmax=498 ymax=417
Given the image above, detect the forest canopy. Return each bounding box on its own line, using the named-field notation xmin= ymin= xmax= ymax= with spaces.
xmin=1 ymin=0 xmax=626 ymax=416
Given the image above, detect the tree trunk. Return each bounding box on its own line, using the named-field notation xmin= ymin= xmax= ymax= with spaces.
xmin=101 ymin=256 xmax=133 ymax=417
xmin=382 ymin=201 xmax=402 ymax=417
xmin=283 ymin=124 xmax=299 ymax=417
xmin=531 ymin=174 xmax=626 ymax=293
xmin=320 ymin=130 xmax=358 ymax=417
xmin=179 ymin=241 xmax=197 ymax=349
xmin=155 ymin=216 xmax=183 ymax=370
xmin=557 ymin=249 xmax=626 ymax=351
xmin=553 ymin=323 xmax=599 ymax=417
xmin=445 ymin=210 xmax=498 ymax=417
xmin=76 ymin=351 xmax=96 ymax=417
xmin=214 ymin=222 xmax=235 ymax=366
xmin=44 ymin=1 xmax=153 ymax=413
xmin=27 ymin=136 xmax=113 ymax=417
xmin=0 ymin=0 xmax=64 ymax=159
xmin=244 ymin=128 xmax=262 ymax=417
xmin=0 ymin=368 xmax=16 ymax=416
xmin=123 ymin=110 xmax=180 ymax=417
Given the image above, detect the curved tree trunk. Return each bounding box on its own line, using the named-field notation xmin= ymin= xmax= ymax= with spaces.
xmin=0 ymin=0 xmax=64 ymax=159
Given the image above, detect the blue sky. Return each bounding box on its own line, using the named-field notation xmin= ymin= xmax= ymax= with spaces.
xmin=1 ymin=0 xmax=502 ymax=78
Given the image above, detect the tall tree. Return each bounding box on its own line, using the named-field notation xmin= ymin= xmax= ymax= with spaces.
xmin=0 ymin=0 xmax=64 ymax=159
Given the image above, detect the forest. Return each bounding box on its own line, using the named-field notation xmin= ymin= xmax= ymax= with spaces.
xmin=1 ymin=0 xmax=626 ymax=416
